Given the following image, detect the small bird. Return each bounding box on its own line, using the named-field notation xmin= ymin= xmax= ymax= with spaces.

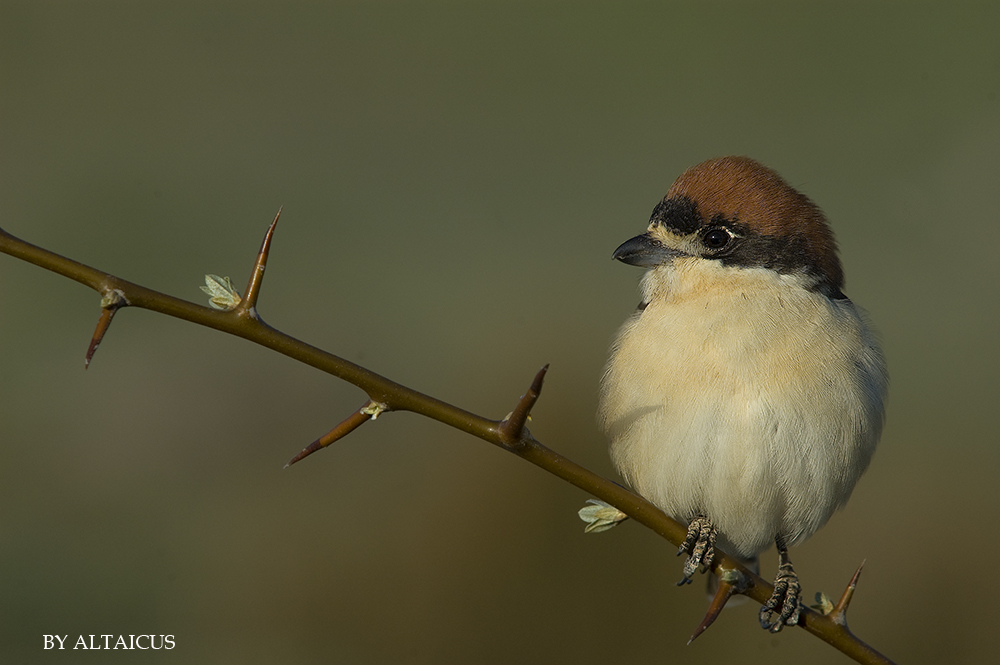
xmin=598 ymin=156 xmax=887 ymax=632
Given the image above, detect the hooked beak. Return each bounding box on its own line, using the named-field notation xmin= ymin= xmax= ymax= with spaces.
xmin=612 ymin=232 xmax=683 ymax=267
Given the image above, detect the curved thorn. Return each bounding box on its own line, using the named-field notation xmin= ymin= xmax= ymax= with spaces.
xmin=284 ymin=400 xmax=373 ymax=468
xmin=240 ymin=207 xmax=281 ymax=315
xmin=830 ymin=559 xmax=865 ymax=626
xmin=688 ymin=579 xmax=736 ymax=644
xmin=85 ymin=290 xmax=128 ymax=369
xmin=498 ymin=364 xmax=549 ymax=444
xmin=85 ymin=308 xmax=116 ymax=368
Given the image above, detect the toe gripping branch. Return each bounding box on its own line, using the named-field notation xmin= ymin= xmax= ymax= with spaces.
xmin=686 ymin=540 xmax=871 ymax=647
xmin=759 ymin=538 xmax=801 ymax=633
xmin=678 ymin=515 xmax=752 ymax=644
xmin=677 ymin=515 xmax=717 ymax=585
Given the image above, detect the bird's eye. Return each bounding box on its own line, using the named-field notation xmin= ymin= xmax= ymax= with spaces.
xmin=702 ymin=228 xmax=731 ymax=250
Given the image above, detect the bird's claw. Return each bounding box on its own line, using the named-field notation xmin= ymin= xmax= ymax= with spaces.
xmin=676 ymin=515 xmax=716 ymax=585
xmin=759 ymin=555 xmax=802 ymax=632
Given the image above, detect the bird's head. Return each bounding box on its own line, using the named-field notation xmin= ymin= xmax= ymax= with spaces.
xmin=613 ymin=156 xmax=845 ymax=298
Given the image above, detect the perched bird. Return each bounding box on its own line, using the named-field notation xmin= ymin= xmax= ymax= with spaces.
xmin=598 ymin=156 xmax=887 ymax=632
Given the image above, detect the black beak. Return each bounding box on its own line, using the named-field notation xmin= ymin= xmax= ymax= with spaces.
xmin=612 ymin=233 xmax=682 ymax=267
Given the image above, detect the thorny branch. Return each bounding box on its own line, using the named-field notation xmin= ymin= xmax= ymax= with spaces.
xmin=0 ymin=217 xmax=893 ymax=665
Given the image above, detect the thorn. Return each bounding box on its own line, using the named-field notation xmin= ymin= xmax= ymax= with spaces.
xmin=829 ymin=559 xmax=865 ymax=626
xmin=239 ymin=207 xmax=281 ymax=315
xmin=85 ymin=290 xmax=128 ymax=369
xmin=284 ymin=400 xmax=375 ymax=468
xmin=688 ymin=579 xmax=736 ymax=644
xmin=85 ymin=308 xmax=116 ymax=368
xmin=498 ymin=364 xmax=549 ymax=444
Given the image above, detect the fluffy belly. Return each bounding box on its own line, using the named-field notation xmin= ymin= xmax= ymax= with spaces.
xmin=598 ymin=271 xmax=885 ymax=558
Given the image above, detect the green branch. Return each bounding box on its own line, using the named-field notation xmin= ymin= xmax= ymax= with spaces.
xmin=0 ymin=218 xmax=894 ymax=664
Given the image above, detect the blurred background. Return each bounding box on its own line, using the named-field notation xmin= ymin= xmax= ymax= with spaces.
xmin=1 ymin=2 xmax=997 ymax=663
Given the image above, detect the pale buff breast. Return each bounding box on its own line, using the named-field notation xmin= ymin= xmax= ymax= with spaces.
xmin=598 ymin=259 xmax=886 ymax=558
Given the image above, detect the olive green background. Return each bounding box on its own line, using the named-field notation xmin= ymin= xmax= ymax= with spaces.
xmin=1 ymin=2 xmax=998 ymax=663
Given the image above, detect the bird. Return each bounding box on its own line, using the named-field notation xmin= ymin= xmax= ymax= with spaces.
xmin=597 ymin=156 xmax=887 ymax=632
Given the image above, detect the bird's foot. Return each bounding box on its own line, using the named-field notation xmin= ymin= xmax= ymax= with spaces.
xmin=759 ymin=542 xmax=802 ymax=632
xmin=676 ymin=515 xmax=716 ymax=585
